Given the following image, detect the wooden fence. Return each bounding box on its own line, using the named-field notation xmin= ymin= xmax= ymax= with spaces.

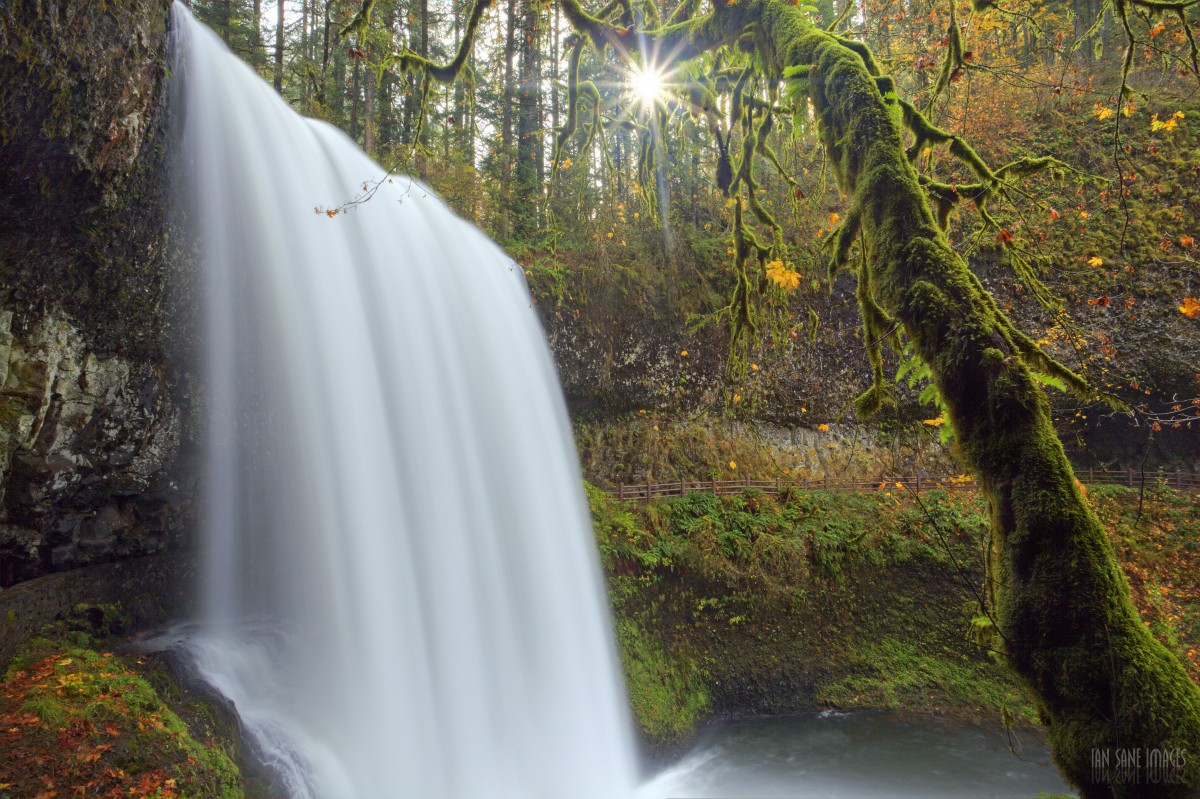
xmin=608 ymin=469 xmax=1200 ymax=502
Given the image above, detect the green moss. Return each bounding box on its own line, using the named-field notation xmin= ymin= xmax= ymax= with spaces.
xmin=815 ymin=638 xmax=1035 ymax=722
xmin=589 ymin=482 xmax=1034 ymax=737
xmin=1 ymin=627 xmax=243 ymax=799
xmin=615 ymin=618 xmax=710 ymax=740
xmin=715 ymin=4 xmax=1200 ymax=794
xmin=591 ymin=477 xmax=1200 ymax=773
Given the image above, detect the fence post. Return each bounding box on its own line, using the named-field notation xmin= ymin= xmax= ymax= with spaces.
xmin=617 ymin=484 xmax=624 ymax=502
xmin=776 ymin=477 xmax=781 ymax=495
xmin=712 ymin=476 xmax=718 ymax=495
xmin=823 ymin=475 xmax=829 ymax=491
xmin=1177 ymin=471 xmax=1183 ymax=490
xmin=1088 ymin=467 xmax=1094 ymax=484
xmin=646 ymin=482 xmax=651 ymax=501
xmin=915 ymin=475 xmax=921 ymax=493
xmin=1128 ymin=468 xmax=1134 ymax=487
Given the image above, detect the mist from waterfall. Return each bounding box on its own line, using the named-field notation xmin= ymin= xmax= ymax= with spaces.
xmin=169 ymin=5 xmax=638 ymax=797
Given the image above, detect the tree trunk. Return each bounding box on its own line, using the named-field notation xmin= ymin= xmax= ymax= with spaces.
xmin=318 ymin=0 xmax=331 ymax=104
xmin=253 ymin=0 xmax=266 ymax=66
xmin=706 ymin=4 xmax=1200 ymax=795
xmin=350 ymin=56 xmax=361 ymax=140
xmin=502 ymin=0 xmax=518 ymax=185
xmin=514 ymin=0 xmax=542 ymax=237
xmin=551 ymin=3 xmax=560 ymax=137
xmin=274 ymin=0 xmax=285 ymax=93
xmin=364 ymin=58 xmax=376 ymax=155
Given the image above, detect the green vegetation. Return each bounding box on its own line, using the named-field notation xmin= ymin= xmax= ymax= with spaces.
xmin=589 ymin=482 xmax=1029 ymax=740
xmin=591 ymin=482 xmax=1200 ymax=750
xmin=0 ymin=609 xmax=243 ymax=799
xmin=815 ymin=638 xmax=1033 ymax=721
xmin=615 ymin=617 xmax=711 ymax=739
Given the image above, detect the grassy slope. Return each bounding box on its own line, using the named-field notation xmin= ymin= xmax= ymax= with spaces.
xmin=591 ymin=482 xmax=1200 ymax=744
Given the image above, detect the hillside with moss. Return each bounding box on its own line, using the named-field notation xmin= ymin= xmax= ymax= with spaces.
xmin=590 ymin=482 xmax=1200 ymax=743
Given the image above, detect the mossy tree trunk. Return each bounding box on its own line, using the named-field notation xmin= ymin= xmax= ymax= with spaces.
xmin=710 ymin=3 xmax=1200 ymax=795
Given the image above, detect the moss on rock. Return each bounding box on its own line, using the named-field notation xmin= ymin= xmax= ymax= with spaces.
xmin=0 ymin=609 xmax=243 ymax=799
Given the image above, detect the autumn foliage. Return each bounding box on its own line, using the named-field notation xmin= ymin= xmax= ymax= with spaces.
xmin=0 ymin=640 xmax=240 ymax=799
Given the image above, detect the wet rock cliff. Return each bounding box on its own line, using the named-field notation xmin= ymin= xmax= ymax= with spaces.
xmin=0 ymin=0 xmax=193 ymax=653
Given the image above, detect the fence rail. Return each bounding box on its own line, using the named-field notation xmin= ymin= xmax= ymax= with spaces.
xmin=607 ymin=469 xmax=1200 ymax=502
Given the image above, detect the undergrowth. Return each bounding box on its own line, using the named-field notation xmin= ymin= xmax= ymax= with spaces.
xmin=590 ymin=481 xmax=1200 ymax=741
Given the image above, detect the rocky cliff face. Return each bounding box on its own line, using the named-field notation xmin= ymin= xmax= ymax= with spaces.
xmin=0 ymin=0 xmax=192 ymax=591
xmin=0 ymin=313 xmax=189 ymax=585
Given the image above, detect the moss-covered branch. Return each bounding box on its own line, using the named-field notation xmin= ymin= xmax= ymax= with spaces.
xmin=546 ymin=0 xmax=1200 ymax=793
xmin=742 ymin=4 xmax=1200 ymax=794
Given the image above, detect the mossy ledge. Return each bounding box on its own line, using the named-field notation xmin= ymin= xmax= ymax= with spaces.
xmin=592 ymin=481 xmax=1200 ymax=795
xmin=0 ymin=605 xmax=245 ymax=799
xmin=590 ymin=485 xmax=1039 ymax=745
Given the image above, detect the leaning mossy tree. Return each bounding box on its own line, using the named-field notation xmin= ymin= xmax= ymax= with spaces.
xmin=345 ymin=0 xmax=1200 ymax=794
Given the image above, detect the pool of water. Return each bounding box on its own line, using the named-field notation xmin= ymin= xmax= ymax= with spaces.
xmin=638 ymin=711 xmax=1075 ymax=798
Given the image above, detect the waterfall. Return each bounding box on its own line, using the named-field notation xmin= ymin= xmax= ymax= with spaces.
xmin=169 ymin=5 xmax=638 ymax=797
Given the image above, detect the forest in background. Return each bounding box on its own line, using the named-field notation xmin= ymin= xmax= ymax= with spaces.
xmin=187 ymin=0 xmax=1200 ymax=475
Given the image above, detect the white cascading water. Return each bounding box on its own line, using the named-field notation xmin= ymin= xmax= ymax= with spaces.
xmin=169 ymin=5 xmax=638 ymax=798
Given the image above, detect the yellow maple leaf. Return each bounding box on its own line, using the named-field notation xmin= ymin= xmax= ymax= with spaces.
xmin=729 ymin=460 xmax=738 ymax=470
xmin=765 ymin=259 xmax=801 ymax=292
xmin=923 ymin=416 xmax=945 ymax=426
xmin=1094 ymin=104 xmax=1114 ymax=120
xmin=1087 ymin=256 xmax=1104 ymax=267
xmin=1180 ymin=296 xmax=1200 ymax=318
xmin=1151 ymin=111 xmax=1184 ymax=132
xmin=817 ymin=423 xmax=830 ymax=431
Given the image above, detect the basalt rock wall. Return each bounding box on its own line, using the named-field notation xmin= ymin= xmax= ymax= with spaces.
xmin=0 ymin=0 xmax=195 ymax=614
